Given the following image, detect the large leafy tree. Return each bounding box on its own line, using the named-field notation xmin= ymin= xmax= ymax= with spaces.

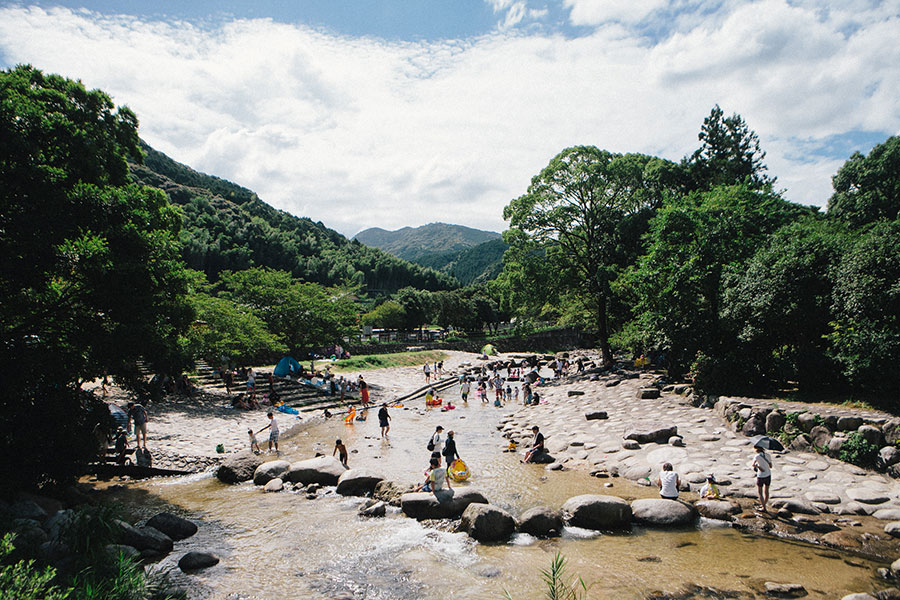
xmin=0 ymin=65 xmax=193 ymax=486
xmin=502 ymin=147 xmax=678 ymax=365
xmin=683 ymin=105 xmax=773 ymax=191
xmin=827 ymin=219 xmax=900 ymax=393
xmin=827 ymin=136 xmax=900 ymax=229
xmin=721 ymin=217 xmax=846 ymax=390
xmin=625 ymin=185 xmax=810 ymax=384
xmin=218 ymin=268 xmax=358 ymax=355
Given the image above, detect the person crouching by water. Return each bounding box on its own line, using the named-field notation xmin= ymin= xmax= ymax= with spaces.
xmin=657 ymin=462 xmax=680 ymax=499
xmin=333 ymin=438 xmax=348 ymax=468
xmin=415 ymin=457 xmax=451 ymax=497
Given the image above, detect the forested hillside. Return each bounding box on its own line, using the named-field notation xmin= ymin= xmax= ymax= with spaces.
xmin=415 ymin=238 xmax=508 ymax=285
xmin=130 ymin=144 xmax=456 ymax=293
xmin=354 ymin=222 xmax=500 ymax=261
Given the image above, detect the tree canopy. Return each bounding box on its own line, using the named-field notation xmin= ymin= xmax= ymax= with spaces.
xmin=827 ymin=135 xmax=900 ymax=229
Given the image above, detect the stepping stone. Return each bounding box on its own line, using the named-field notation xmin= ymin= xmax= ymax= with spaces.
xmin=806 ymin=460 xmax=829 ymax=472
xmin=872 ymin=509 xmax=900 ymax=520
xmin=699 ymin=435 xmax=720 ymax=442
xmin=846 ymin=488 xmax=891 ymax=505
xmin=805 ymin=492 xmax=841 ymax=504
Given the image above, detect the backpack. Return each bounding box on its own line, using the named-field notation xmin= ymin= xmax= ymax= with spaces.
xmin=427 ymin=437 xmax=435 ymax=451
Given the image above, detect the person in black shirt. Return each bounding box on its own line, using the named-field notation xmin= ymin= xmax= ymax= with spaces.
xmin=442 ymin=430 xmax=460 ymax=464
xmin=524 ymin=426 xmax=545 ymax=463
xmin=378 ymin=403 xmax=391 ymax=438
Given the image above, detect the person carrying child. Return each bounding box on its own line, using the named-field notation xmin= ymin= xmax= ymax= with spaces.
xmin=333 ymin=438 xmax=348 ymax=468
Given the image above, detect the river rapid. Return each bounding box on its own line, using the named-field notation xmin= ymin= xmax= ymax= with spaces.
xmin=111 ymin=394 xmax=885 ymax=599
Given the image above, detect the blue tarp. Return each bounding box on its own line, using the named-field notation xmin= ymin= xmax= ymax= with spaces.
xmin=273 ymin=356 xmax=302 ymax=378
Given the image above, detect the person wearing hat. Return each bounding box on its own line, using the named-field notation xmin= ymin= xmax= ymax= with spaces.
xmin=752 ymin=443 xmax=773 ymax=512
xmin=700 ymin=474 xmax=720 ymax=499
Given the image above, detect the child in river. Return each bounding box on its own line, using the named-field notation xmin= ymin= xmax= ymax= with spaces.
xmin=248 ymin=428 xmax=261 ymax=454
xmin=333 ymin=438 xmax=348 ymax=468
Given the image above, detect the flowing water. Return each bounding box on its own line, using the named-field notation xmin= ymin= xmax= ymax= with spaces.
xmin=113 ymin=399 xmax=886 ymax=599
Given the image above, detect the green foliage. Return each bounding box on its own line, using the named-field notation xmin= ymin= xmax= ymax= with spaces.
xmin=502 ymin=147 xmax=679 ymax=365
xmin=361 ymin=300 xmax=407 ymax=329
xmin=133 ymin=144 xmax=456 ymax=293
xmin=827 ymin=219 xmax=900 ymax=393
xmin=503 ymin=553 xmax=588 ymax=600
xmin=0 ymin=65 xmax=193 ymax=486
xmin=827 ymin=136 xmax=900 ymax=228
xmin=354 ymin=223 xmax=500 ymax=262
xmin=839 ymin=431 xmax=880 ymax=468
xmin=0 ymin=534 xmax=68 ymax=600
xmin=683 ymin=105 xmax=774 ymax=191
xmin=625 ymin=184 xmax=811 ymax=382
xmin=722 ymin=217 xmax=846 ymax=390
xmin=329 ymin=350 xmax=448 ymax=372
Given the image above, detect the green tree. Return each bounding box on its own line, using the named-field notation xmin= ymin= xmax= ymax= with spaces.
xmin=827 ymin=219 xmax=900 ymax=393
xmin=360 ymin=300 xmax=407 ymax=330
xmin=0 ymin=65 xmax=193 ymax=486
xmin=684 ymin=105 xmax=773 ymax=191
xmin=625 ymin=185 xmax=809 ymax=384
xmin=721 ymin=217 xmax=846 ymax=390
xmin=396 ymin=287 xmax=432 ymax=335
xmin=827 ymin=136 xmax=900 ymax=229
xmin=218 ymin=268 xmax=357 ymax=354
xmin=502 ymin=147 xmax=678 ymax=365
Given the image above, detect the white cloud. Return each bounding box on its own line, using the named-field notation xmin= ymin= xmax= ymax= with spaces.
xmin=564 ymin=0 xmax=669 ymax=25
xmin=0 ymin=2 xmax=898 ymax=236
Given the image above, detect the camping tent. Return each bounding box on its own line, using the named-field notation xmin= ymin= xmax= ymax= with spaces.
xmin=273 ymin=356 xmax=302 ymax=378
xmin=481 ymin=344 xmax=498 ymax=356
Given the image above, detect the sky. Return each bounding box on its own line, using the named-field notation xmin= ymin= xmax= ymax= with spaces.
xmin=0 ymin=1 xmax=898 ymax=237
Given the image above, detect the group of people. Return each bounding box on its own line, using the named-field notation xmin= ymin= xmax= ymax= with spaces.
xmin=653 ymin=442 xmax=772 ymax=511
xmin=423 ymin=360 xmax=444 ymax=383
xmin=414 ymin=425 xmax=461 ymax=495
xmin=248 ymin=411 xmax=280 ymax=454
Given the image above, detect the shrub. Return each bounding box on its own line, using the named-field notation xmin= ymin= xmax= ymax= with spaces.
xmin=839 ymin=432 xmax=879 ymax=468
xmin=0 ymin=533 xmax=68 ymax=600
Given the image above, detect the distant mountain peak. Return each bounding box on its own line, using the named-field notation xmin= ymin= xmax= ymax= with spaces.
xmin=354 ymin=223 xmax=501 ymax=262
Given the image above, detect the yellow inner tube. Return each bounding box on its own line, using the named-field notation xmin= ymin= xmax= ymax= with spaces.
xmin=448 ymin=459 xmax=470 ymax=482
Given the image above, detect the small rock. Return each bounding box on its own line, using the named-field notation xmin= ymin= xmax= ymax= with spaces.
xmin=764 ymin=581 xmax=806 ymax=597
xmin=567 ymin=390 xmax=585 ymax=397
xmin=884 ymin=522 xmax=900 ymax=537
xmin=837 ymin=416 xmax=864 ymax=431
xmin=669 ymin=436 xmax=684 ymax=447
xmin=637 ymin=387 xmax=660 ymax=399
xmin=145 ymin=513 xmax=198 ymax=541
xmin=585 ymin=411 xmax=608 ymax=421
xmin=264 ymin=478 xmax=284 ymax=492
xmin=178 ymin=551 xmax=219 ymax=571
xmin=623 ymin=440 xmax=641 ymax=450
xmin=359 ymin=500 xmax=386 ymax=518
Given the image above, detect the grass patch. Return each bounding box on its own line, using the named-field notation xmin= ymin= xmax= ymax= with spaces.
xmin=316 ymin=350 xmax=449 ymax=373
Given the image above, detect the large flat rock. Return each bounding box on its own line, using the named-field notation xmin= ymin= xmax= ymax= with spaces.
xmin=631 ymin=499 xmax=698 ymax=527
xmin=216 ymin=450 xmax=265 ymax=484
xmin=561 ymin=494 xmax=631 ymax=530
xmin=400 ymin=489 xmax=489 ymax=520
xmin=286 ymin=456 xmax=347 ymax=486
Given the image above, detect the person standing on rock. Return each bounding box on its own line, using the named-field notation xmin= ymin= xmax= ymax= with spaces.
xmin=126 ymin=401 xmax=149 ymax=450
xmin=378 ymin=403 xmax=391 ymax=438
xmin=752 ymin=443 xmax=773 ymax=512
xmin=657 ymin=462 xmax=680 ymax=500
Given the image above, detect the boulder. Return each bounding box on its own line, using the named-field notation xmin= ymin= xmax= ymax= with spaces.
xmin=253 ymin=460 xmax=291 ymax=486
xmin=145 ymin=513 xmax=198 ymax=541
xmin=286 ymin=456 xmax=347 ymax=486
xmin=766 ymin=411 xmax=786 ymax=434
xmin=567 ymin=391 xmax=585 ymax=397
xmin=9 ymin=500 xmax=48 ymax=521
xmin=796 ymin=412 xmax=818 ymax=433
xmin=264 ymin=478 xmax=284 ymax=492
xmin=44 ymin=509 xmax=75 ymax=542
xmin=858 ymin=425 xmax=883 ymax=446
xmin=373 ymin=480 xmax=414 ymax=506
xmin=883 ymin=419 xmax=900 ymax=445
xmin=116 ymin=520 xmax=173 ymax=554
xmin=561 ymin=494 xmax=631 ymax=530
xmin=622 ymin=440 xmax=641 ymax=450
xmin=669 ymin=436 xmax=684 ymax=447
xmin=809 ymin=425 xmax=833 ymax=450
xmin=695 ymin=500 xmax=740 ymax=521
xmin=624 ymin=426 xmax=678 ymax=445
xmin=11 ymin=519 xmax=49 ymax=550
xmin=880 ymin=447 xmax=900 ymax=469
xmin=336 ymin=469 xmax=385 ymax=497
xmin=841 ymin=595 xmax=876 ymax=600
xmin=460 ymin=504 xmax=517 ymax=542
xmin=884 ymin=522 xmax=900 ymax=538
xmin=400 ymin=489 xmax=489 ymax=520
xmin=105 ymin=544 xmax=141 ymax=561
xmin=827 ymin=437 xmax=845 ymax=458
xmin=178 ymin=551 xmax=219 ymax=571
xmin=631 ymin=499 xmax=698 ymax=527
xmin=764 ymin=582 xmax=807 ymax=597
xmin=742 ymin=413 xmax=767 ymax=436
xmin=788 ymin=434 xmax=812 ymax=452
xmin=216 ymin=450 xmax=265 ymax=484
xmin=893 ymin=556 xmax=900 ymax=575
xmin=771 ymin=498 xmax=821 ymax=515
xmin=585 ymin=411 xmax=608 ymax=421
xmin=838 ymin=416 xmax=864 ymax=431
xmin=518 ymin=506 xmax=563 ymax=538
xmin=637 ymin=388 xmax=660 ymax=399
xmin=528 ymin=451 xmax=556 ymax=464
xmin=359 ymin=500 xmax=386 ymax=518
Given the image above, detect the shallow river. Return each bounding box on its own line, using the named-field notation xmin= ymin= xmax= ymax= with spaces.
xmin=116 ymin=398 xmax=885 ymax=599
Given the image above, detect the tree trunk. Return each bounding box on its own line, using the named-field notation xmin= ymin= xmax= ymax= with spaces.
xmin=596 ymin=301 xmax=613 ymax=367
